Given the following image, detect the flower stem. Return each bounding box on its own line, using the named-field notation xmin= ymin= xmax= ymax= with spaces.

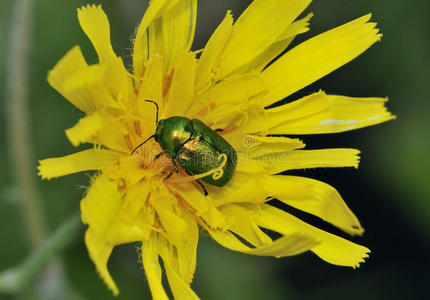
xmin=5 ymin=1 xmax=83 ymax=299
xmin=5 ymin=0 xmax=46 ymax=249
xmin=0 ymin=214 xmax=82 ymax=294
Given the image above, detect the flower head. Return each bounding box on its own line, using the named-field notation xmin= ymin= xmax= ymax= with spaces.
xmin=38 ymin=0 xmax=394 ymax=298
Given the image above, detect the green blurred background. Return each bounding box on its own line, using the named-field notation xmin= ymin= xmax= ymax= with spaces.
xmin=1 ymin=0 xmax=429 ymax=299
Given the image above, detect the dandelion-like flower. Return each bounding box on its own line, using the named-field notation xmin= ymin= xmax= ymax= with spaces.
xmin=38 ymin=1 xmax=394 ymax=298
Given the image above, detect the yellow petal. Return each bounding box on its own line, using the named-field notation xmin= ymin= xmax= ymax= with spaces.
xmin=136 ymin=55 xmax=165 ymax=121
xmin=206 ymin=223 xmax=319 ymax=258
xmin=195 ymin=11 xmax=233 ymax=92
xmin=175 ymin=208 xmax=199 ymax=285
xmin=164 ymin=52 xmax=197 ymax=118
xmin=103 ymin=59 xmax=134 ymax=109
xmin=65 ymin=112 xmax=102 ymax=147
xmin=85 ymin=228 xmax=118 ymax=295
xmin=276 ymin=13 xmax=313 ymax=43
xmin=95 ymin=111 xmax=130 ymax=153
xmin=208 ymin=172 xmax=268 ymax=207
xmin=262 ymin=14 xmax=382 ymax=106
xmin=161 ymin=0 xmax=197 ymax=70
xmin=47 ymin=46 xmax=92 ymax=113
xmin=157 ymin=237 xmax=200 ymax=300
xmin=109 ymin=182 xmax=153 ymax=245
xmin=80 ymin=174 xmax=122 ymax=233
xmin=38 ymin=149 xmax=119 ymax=179
xmin=194 ymin=74 xmax=268 ymax=125
xmin=255 ymin=204 xmax=370 ymax=267
xmin=164 ymin=264 xmax=200 ymax=300
xmin=133 ymin=0 xmax=181 ymax=77
xmin=262 ymin=175 xmax=363 ymax=235
xmin=62 ymin=64 xmax=120 ymax=112
xmin=195 ymin=74 xmax=267 ymax=109
xmin=244 ymin=91 xmax=395 ymax=135
xmin=237 ymin=148 xmax=360 ymax=174
xmin=171 ymin=182 xmax=227 ymax=230
xmin=216 ymin=0 xmax=311 ymax=79
xmin=235 ymin=135 xmax=305 ymax=154
xmin=235 ymin=13 xmax=313 ymax=74
xmin=77 ymin=5 xmax=117 ymax=63
xmin=108 ymin=210 xmax=153 ymax=245
xmin=81 ymin=175 xmax=122 ymax=295
xmin=141 ymin=235 xmax=169 ymax=300
xmin=219 ymin=204 xmax=272 ymax=247
xmin=120 ymin=181 xmax=150 ymax=218
xmin=151 ymin=187 xmax=189 ymax=246
xmin=244 ymin=233 xmax=319 ymax=257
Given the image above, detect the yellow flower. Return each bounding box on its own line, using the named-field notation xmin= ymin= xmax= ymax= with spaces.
xmin=38 ymin=1 xmax=394 ymax=299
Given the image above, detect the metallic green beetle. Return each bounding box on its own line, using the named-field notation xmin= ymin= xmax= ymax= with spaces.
xmin=132 ymin=101 xmax=237 ymax=193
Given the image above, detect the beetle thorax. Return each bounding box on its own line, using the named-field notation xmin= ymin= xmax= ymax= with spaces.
xmin=155 ymin=116 xmax=193 ymax=157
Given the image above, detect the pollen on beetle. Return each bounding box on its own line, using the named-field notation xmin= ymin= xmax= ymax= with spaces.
xmin=38 ymin=1 xmax=394 ymax=299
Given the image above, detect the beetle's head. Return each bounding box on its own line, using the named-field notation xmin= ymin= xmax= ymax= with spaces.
xmin=155 ymin=117 xmax=193 ymax=156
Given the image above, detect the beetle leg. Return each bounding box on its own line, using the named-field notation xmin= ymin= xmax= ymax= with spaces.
xmin=196 ymin=181 xmax=209 ymax=196
xmin=171 ymin=159 xmax=179 ymax=173
xmin=183 ymin=170 xmax=209 ymax=196
xmin=214 ymin=128 xmax=223 ymax=133
xmin=154 ymin=151 xmax=164 ymax=161
xmin=164 ymin=159 xmax=178 ymax=181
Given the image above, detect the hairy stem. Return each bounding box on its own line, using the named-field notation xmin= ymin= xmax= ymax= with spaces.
xmin=5 ymin=0 xmax=46 ymax=248
xmin=0 ymin=214 xmax=82 ymax=293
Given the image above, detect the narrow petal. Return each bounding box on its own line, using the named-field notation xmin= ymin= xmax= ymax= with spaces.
xmin=80 ymin=174 xmax=122 ymax=233
xmin=133 ymin=0 xmax=181 ymax=77
xmin=141 ymin=235 xmax=169 ymax=300
xmin=217 ymin=0 xmax=311 ymax=79
xmin=244 ymin=91 xmax=395 ymax=134
xmin=275 ymin=13 xmax=314 ymax=44
xmin=136 ymin=55 xmax=164 ymax=137
xmin=195 ymin=11 xmax=233 ymax=92
xmin=61 ymin=64 xmax=120 ymax=111
xmin=157 ymin=237 xmax=200 ymax=300
xmin=206 ymin=224 xmax=319 ymax=257
xmin=65 ymin=112 xmax=102 ymax=147
xmin=171 ymin=182 xmax=227 ymax=230
xmin=194 ymin=74 xmax=268 ymax=125
xmin=235 ymin=13 xmax=313 ymax=74
xmin=95 ymin=111 xmax=130 ymax=153
xmin=208 ymin=171 xmax=268 ymax=207
xmin=254 ymin=204 xmax=370 ymax=267
xmin=81 ymin=175 xmax=123 ymax=294
xmin=161 ymin=0 xmax=197 ymax=70
xmin=120 ymin=181 xmax=150 ymax=218
xmin=262 ymin=175 xmax=363 ymax=235
xmin=109 ymin=183 xmax=154 ymax=245
xmin=234 ymin=135 xmax=305 ymax=154
xmin=151 ymin=186 xmax=189 ymax=246
xmin=219 ymin=204 xmax=272 ymax=247
xmin=108 ymin=210 xmax=153 ymax=245
xmin=197 ymin=74 xmax=266 ymax=106
xmin=47 ymin=46 xmax=92 ymax=113
xmin=85 ymin=229 xmax=118 ymax=295
xmin=164 ymin=52 xmax=197 ymax=117
xmin=262 ymin=14 xmax=382 ymax=106
xmin=164 ymin=265 xmax=200 ymax=300
xmin=211 ymin=173 xmax=362 ymax=235
xmin=237 ymin=148 xmax=360 ymax=174
xmin=77 ymin=5 xmax=117 ymax=63
xmin=175 ymin=208 xmax=199 ymax=285
xmin=38 ymin=149 xmax=119 ymax=179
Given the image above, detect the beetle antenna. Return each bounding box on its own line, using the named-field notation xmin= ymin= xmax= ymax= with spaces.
xmin=145 ymin=100 xmax=159 ymax=124
xmin=131 ymin=135 xmax=155 ymax=155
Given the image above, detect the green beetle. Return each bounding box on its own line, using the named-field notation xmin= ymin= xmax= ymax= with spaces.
xmin=132 ymin=100 xmax=237 ymax=194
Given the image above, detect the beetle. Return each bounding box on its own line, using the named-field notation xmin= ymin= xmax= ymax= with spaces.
xmin=131 ymin=100 xmax=237 ymax=195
